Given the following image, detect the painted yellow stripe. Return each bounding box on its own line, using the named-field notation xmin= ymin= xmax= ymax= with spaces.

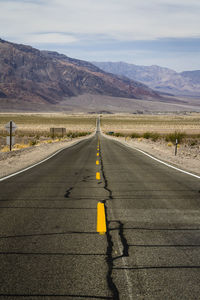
xmin=97 ymin=152 xmax=99 ymax=156
xmin=97 ymin=202 xmax=106 ymax=235
xmin=96 ymin=160 xmax=99 ymax=165
xmin=96 ymin=172 xmax=100 ymax=180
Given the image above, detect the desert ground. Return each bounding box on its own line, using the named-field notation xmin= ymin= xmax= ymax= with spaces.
xmin=100 ymin=113 xmax=200 ymax=134
xmin=1 ymin=94 xmax=200 ymax=113
xmin=0 ymin=113 xmax=96 ymax=149
xmin=59 ymin=94 xmax=200 ymax=113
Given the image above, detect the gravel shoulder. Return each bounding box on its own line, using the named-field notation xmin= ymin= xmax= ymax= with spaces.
xmin=103 ymin=133 xmax=200 ymax=177
xmin=0 ymin=133 xmax=94 ymax=179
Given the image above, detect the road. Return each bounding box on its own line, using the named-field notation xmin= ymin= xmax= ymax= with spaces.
xmin=0 ymin=126 xmax=200 ymax=299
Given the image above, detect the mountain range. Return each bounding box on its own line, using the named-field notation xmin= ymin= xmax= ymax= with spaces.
xmin=0 ymin=38 xmax=161 ymax=109
xmin=92 ymin=62 xmax=200 ymax=96
xmin=0 ymin=38 xmax=199 ymax=113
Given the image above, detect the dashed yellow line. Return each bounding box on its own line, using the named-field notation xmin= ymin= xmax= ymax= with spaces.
xmin=97 ymin=202 xmax=106 ymax=235
xmin=96 ymin=172 xmax=101 ymax=180
xmin=96 ymin=160 xmax=99 ymax=165
xmin=97 ymin=152 xmax=99 ymax=156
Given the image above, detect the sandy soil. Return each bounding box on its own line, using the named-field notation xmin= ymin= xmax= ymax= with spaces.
xmin=0 ymin=134 xmax=94 ymax=179
xmin=103 ymin=134 xmax=200 ymax=176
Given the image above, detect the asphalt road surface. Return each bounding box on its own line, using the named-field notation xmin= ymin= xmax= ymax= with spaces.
xmin=0 ymin=128 xmax=200 ymax=299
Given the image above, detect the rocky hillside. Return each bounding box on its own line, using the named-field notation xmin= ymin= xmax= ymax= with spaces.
xmin=181 ymin=70 xmax=200 ymax=85
xmin=93 ymin=61 xmax=200 ymax=96
xmin=0 ymin=39 xmax=160 ymax=106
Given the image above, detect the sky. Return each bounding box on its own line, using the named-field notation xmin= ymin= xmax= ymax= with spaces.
xmin=0 ymin=0 xmax=200 ymax=72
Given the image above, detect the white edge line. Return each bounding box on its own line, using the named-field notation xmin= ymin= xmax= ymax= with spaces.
xmin=102 ymin=133 xmax=200 ymax=180
xmin=0 ymin=135 xmax=93 ymax=182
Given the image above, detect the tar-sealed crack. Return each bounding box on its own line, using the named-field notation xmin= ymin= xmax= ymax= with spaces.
xmin=105 ymin=208 xmax=120 ymax=300
xmin=118 ymin=221 xmax=129 ymax=257
xmin=99 ymin=149 xmax=113 ymax=200
xmin=99 ymin=142 xmax=129 ymax=300
xmin=64 ymin=187 xmax=73 ymax=198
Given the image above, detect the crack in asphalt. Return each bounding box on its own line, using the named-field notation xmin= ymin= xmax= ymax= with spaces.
xmin=99 ymin=149 xmax=113 ymax=201
xmin=99 ymin=140 xmax=130 ymax=300
xmin=65 ymin=187 xmax=73 ymax=198
xmin=110 ymin=221 xmax=129 ymax=260
xmin=99 ymin=142 xmax=119 ymax=299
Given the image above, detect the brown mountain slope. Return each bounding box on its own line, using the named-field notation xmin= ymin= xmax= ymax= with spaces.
xmin=0 ymin=38 xmax=160 ymax=106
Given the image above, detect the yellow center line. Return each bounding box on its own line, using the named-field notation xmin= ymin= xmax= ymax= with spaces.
xmin=97 ymin=152 xmax=99 ymax=156
xmin=97 ymin=202 xmax=106 ymax=235
xmin=96 ymin=172 xmax=100 ymax=180
xmin=96 ymin=160 xmax=99 ymax=165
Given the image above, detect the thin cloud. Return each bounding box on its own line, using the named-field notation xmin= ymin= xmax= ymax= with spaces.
xmin=1 ymin=0 xmax=200 ymax=41
xmin=0 ymin=0 xmax=200 ymax=70
xmin=24 ymin=33 xmax=78 ymax=44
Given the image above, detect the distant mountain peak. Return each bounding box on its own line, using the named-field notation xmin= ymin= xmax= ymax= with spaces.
xmin=93 ymin=61 xmax=200 ymax=96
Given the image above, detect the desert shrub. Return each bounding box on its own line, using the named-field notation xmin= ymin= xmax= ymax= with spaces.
xmin=151 ymin=132 xmax=161 ymax=142
xmin=142 ymin=132 xmax=151 ymax=139
xmin=114 ymin=132 xmax=125 ymax=137
xmin=66 ymin=131 xmax=90 ymax=138
xmin=167 ymin=142 xmax=173 ymax=147
xmin=1 ymin=145 xmax=10 ymax=152
xmin=13 ymin=143 xmax=29 ymax=149
xmin=78 ymin=131 xmax=91 ymax=137
xmin=165 ymin=131 xmax=186 ymax=144
xmin=130 ymin=132 xmax=140 ymax=139
xmin=29 ymin=140 xmax=37 ymax=146
xmin=142 ymin=132 xmax=160 ymax=141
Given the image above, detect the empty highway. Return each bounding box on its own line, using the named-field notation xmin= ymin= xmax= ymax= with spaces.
xmin=0 ymin=126 xmax=200 ymax=299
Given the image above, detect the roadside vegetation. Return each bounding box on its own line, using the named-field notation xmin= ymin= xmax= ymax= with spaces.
xmin=106 ymin=131 xmax=200 ymax=146
xmin=0 ymin=131 xmax=91 ymax=152
xmin=102 ymin=113 xmax=200 ymax=147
